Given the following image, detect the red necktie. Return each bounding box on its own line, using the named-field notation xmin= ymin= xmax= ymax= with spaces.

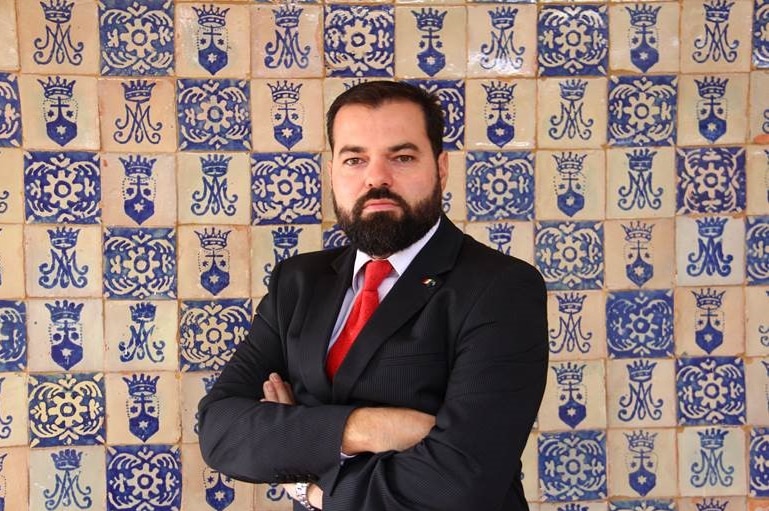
xmin=326 ymin=260 xmax=393 ymax=379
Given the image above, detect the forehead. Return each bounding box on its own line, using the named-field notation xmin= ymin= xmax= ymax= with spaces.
xmin=331 ymin=100 xmax=429 ymax=148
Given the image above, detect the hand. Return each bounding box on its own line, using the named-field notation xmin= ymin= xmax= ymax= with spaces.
xmin=261 ymin=373 xmax=295 ymax=405
xmin=283 ymin=483 xmax=323 ymax=510
xmin=342 ymin=407 xmax=436 ymax=455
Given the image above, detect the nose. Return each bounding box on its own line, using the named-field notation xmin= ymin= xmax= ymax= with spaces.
xmin=364 ymin=158 xmax=392 ymax=188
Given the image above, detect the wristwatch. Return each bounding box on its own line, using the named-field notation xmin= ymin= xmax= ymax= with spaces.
xmin=294 ymin=482 xmax=319 ymax=510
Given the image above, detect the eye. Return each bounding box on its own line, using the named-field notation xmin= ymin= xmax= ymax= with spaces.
xmin=394 ymin=154 xmax=415 ymax=163
xmin=343 ymin=157 xmax=364 ymax=166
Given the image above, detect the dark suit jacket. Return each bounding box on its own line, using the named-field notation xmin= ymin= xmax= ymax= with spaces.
xmin=198 ymin=216 xmax=548 ymax=511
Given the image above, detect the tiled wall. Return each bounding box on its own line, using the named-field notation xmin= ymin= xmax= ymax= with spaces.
xmin=0 ymin=0 xmax=767 ymax=509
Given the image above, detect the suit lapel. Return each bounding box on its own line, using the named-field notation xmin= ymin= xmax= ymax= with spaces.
xmin=332 ymin=217 xmax=465 ymax=403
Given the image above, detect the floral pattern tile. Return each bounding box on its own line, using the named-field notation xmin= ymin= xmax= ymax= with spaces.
xmin=177 ymin=78 xmax=251 ymax=151
xmin=324 ymin=5 xmax=395 ymax=78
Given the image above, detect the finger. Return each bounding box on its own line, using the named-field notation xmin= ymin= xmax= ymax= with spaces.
xmin=262 ymin=380 xmax=277 ymax=402
xmin=270 ymin=373 xmax=293 ymax=404
xmin=282 ymin=483 xmax=296 ymax=500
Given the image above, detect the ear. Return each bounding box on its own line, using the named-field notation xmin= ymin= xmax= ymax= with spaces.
xmin=437 ymin=151 xmax=449 ymax=190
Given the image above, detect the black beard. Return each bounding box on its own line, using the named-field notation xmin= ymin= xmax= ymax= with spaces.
xmin=334 ymin=182 xmax=442 ymax=257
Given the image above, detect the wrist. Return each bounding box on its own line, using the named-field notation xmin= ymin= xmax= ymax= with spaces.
xmin=293 ymin=482 xmax=319 ymax=510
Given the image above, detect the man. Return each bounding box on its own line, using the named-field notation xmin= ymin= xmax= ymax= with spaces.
xmin=198 ymin=81 xmax=548 ymax=510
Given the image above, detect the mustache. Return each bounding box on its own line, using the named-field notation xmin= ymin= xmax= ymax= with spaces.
xmin=352 ymin=187 xmax=409 ymax=215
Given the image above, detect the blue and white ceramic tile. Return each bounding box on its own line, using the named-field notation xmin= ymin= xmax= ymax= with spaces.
xmin=177 ymin=78 xmax=251 ymax=151
xmin=176 ymin=152 xmax=249 ymax=226
xmin=98 ymin=0 xmax=174 ymax=76
xmin=606 ymin=290 xmax=674 ymax=359
xmin=538 ymin=360 xmax=607 ymax=432
xmin=521 ymin=433 xmax=539 ymax=507
xmin=181 ymin=443 xmax=255 ymax=511
xmin=546 ymin=291 xmax=607 ymax=361
xmin=678 ymin=426 xmax=747 ymax=496
xmin=178 ymin=298 xmax=251 ymax=372
xmin=465 ymin=79 xmax=536 ymax=150
xmin=537 ymin=78 xmax=607 ymax=150
xmin=676 ymin=215 xmax=746 ymax=286
xmin=0 ymin=446 xmax=29 ymax=510
xmin=251 ymin=152 xmax=322 ymax=225
xmin=0 ymin=225 xmax=25 ymax=299
xmin=395 ymin=6 xmax=467 ymax=79
xmin=103 ymin=227 xmax=177 ymax=299
xmin=0 ymin=73 xmax=21 ymax=148
xmin=606 ymin=358 xmax=677 ymax=428
xmin=465 ymin=221 xmax=535 ymax=266
xmin=25 ymin=225 xmax=103 ymax=297
xmin=322 ymin=223 xmax=350 ymax=251
xmin=0 ymin=0 xmax=19 ymax=71
xmin=443 ymin=152 xmax=467 ymax=223
xmin=106 ymin=444 xmax=181 ymax=511
xmin=680 ymin=0 xmax=753 ymax=73
xmin=466 ymin=151 xmax=535 ymax=221
xmin=28 ymin=445 xmax=106 ymax=511
xmin=679 ymin=497 xmax=747 ymax=511
xmin=537 ymin=5 xmax=608 ymax=76
xmin=756 ymin=0 xmax=769 ymax=68
xmin=535 ymin=150 xmax=605 ymax=221
xmin=677 ymin=356 xmax=746 ymax=426
xmin=24 ymin=151 xmax=101 ymax=224
xmin=535 ymin=221 xmax=604 ymax=291
xmin=540 ymin=503 xmax=607 ymax=511
xmin=28 ymin=372 xmax=105 ymax=448
xmin=180 ymin=371 xmax=219 ymax=443
xmin=0 ymin=148 xmax=24 ymax=224
xmin=678 ymin=74 xmax=749 ymax=147
xmin=538 ymin=430 xmax=607 ymax=501
xmin=466 ymin=5 xmax=538 ymax=78
xmin=0 ymin=372 xmax=27 ymax=447
xmin=0 ymin=301 xmax=26 ymax=372
xmin=607 ymin=76 xmax=677 ymax=147
xmin=251 ymin=224 xmax=322 ymax=297
xmin=603 ymin=219 xmax=676 ymax=291
xmin=406 ymin=79 xmax=465 ymax=151
xmin=747 ymin=216 xmax=769 ymax=285
xmin=607 ymin=428 xmax=678 ymax=498
xmin=745 ymin=358 xmax=769 ymax=425
xmin=104 ymin=300 xmax=178 ymax=372
xmin=324 ymin=5 xmax=395 ymax=78
xmin=26 ymin=298 xmax=103 ymax=372
xmin=609 ymin=500 xmax=674 ymax=511
xmin=605 ymin=148 xmax=676 ymax=219
xmin=751 ymin=427 xmax=769 ymax=496
xmin=675 ymin=286 xmax=744 ymax=358
xmin=745 ymin=287 xmax=769 ymax=356
xmin=749 ymin=72 xmax=769 ymax=144
xmin=608 ymin=3 xmax=680 ymax=75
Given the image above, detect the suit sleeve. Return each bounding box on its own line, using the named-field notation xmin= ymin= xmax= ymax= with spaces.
xmin=197 ymin=261 xmax=356 ymax=484
xmin=321 ymin=264 xmax=548 ymax=511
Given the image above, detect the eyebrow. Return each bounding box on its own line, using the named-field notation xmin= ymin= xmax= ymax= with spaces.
xmin=337 ymin=142 xmax=421 ymax=155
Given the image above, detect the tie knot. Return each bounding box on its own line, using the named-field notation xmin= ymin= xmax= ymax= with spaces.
xmin=362 ymin=259 xmax=392 ymax=292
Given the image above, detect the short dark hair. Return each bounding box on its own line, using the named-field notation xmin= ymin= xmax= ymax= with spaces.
xmin=326 ymin=81 xmax=445 ymax=159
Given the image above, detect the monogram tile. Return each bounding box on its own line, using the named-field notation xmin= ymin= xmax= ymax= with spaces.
xmin=746 ymin=286 xmax=769 ymax=356
xmin=547 ymin=291 xmax=606 ymax=361
xmin=180 ymin=371 xmax=218 ymax=442
xmin=677 ymin=74 xmax=748 ymax=146
xmin=466 ymin=151 xmax=535 ymax=221
xmin=177 ymin=78 xmax=251 ymax=151
xmin=537 ymin=5 xmax=609 ymax=77
xmin=675 ymin=215 xmax=745 ymax=286
xmin=253 ymin=483 xmax=294 ymax=511
xmin=323 ymin=5 xmax=394 ymax=78
xmin=607 ymin=428 xmax=678 ymax=499
xmin=26 ymin=298 xmax=104 ymax=372
xmin=0 ymin=447 xmax=29 ymax=511
xmin=750 ymin=72 xmax=769 ymax=144
xmin=0 ymin=226 xmax=24 ymax=299
xmin=674 ymin=286 xmax=744 ymax=357
xmin=104 ymin=300 xmax=178 ymax=372
xmin=251 ymin=79 xmax=325 ymax=153
xmin=17 ymin=0 xmax=99 ymax=74
xmin=0 ymin=73 xmax=21 ymax=148
xmin=105 ymin=371 xmax=180 ymax=445
xmin=747 ymin=216 xmax=769 ymax=285
xmin=177 ymin=225 xmax=250 ymax=299
xmin=28 ymin=372 xmax=105 ymax=447
xmin=98 ymin=0 xmax=174 ymax=76
xmin=676 ymin=356 xmax=746 ymax=426
xmin=0 ymin=148 xmax=24 ymax=224
xmin=603 ymin=218 xmax=675 ymax=291
xmin=103 ymin=227 xmax=177 ymax=299
xmin=182 ymin=443 xmax=255 ymax=511
xmin=535 ymin=150 xmax=605 ymax=221
xmin=609 ymin=501 xmax=674 ymax=511
xmin=0 ymin=301 xmax=26 ymax=371
xmin=406 ymin=79 xmax=465 ymax=151
xmin=607 ymin=75 xmax=678 ymax=147
xmin=251 ymin=4 xmax=324 ymax=78
xmin=608 ymin=3 xmax=679 ymax=74
xmin=0 ymin=372 xmax=27 ymax=447
xmin=251 ymin=225 xmax=321 ymax=297
xmin=24 ymin=151 xmax=101 ymax=224
xmin=106 ymin=444 xmax=181 ymax=511
xmin=251 ymin=152 xmax=322 ymax=225
xmin=746 ymin=358 xmax=769 ymax=426
xmin=466 ymin=5 xmax=537 ymax=78
xmin=177 ymin=152 xmax=250 ymax=226
xmin=606 ymin=358 xmax=677 ymax=428
xmin=678 ymin=426 xmax=747 ymax=496
xmin=538 ymin=430 xmax=607 ymax=501
xmin=538 ymin=360 xmax=607 ymax=431
xmin=0 ymin=0 xmax=19 ymax=71
xmin=102 ymin=153 xmax=177 ymax=227
xmin=25 ymin=225 xmax=103 ymax=298
xmin=537 ymin=78 xmax=607 ymax=150
xmin=465 ymin=221 xmax=534 ymax=265
xmin=680 ymin=0 xmax=753 ymax=73
xmin=751 ymin=427 xmax=769 ymax=496
xmin=606 ymin=290 xmax=674 ymax=359
xmin=29 ymin=446 xmax=105 ymax=511
xmin=99 ymin=78 xmax=177 ymax=153
xmin=679 ymin=498 xmax=747 ymax=511
xmin=443 ymin=151 xmax=467 ymax=223
xmin=395 ymin=7 xmax=467 ymax=79
xmin=19 ymin=75 xmax=99 ymax=151
xmin=756 ymin=0 xmax=769 ymax=68
xmin=179 ymin=298 xmax=251 ymax=372
xmin=464 ymin=79 xmax=536 ymax=150
xmin=176 ymin=3 xmax=250 ymax=78
xmin=605 ymin=147 xmax=676 ymax=220
xmin=534 ymin=221 xmax=604 ymax=291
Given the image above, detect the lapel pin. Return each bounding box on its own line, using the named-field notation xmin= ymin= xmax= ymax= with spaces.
xmin=421 ymin=277 xmax=437 ymax=287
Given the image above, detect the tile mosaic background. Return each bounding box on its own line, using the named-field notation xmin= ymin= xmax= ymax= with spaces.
xmin=0 ymin=0 xmax=766 ymax=509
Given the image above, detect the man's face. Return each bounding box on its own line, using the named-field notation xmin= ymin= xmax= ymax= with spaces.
xmin=329 ymin=100 xmax=448 ymax=257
